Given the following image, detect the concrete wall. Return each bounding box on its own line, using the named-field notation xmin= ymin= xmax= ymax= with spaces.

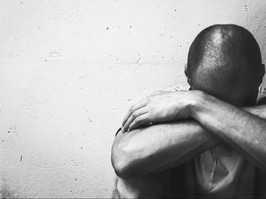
xmin=1 ymin=0 xmax=266 ymax=198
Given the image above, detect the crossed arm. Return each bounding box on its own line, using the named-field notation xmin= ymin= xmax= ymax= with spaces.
xmin=111 ymin=90 xmax=266 ymax=178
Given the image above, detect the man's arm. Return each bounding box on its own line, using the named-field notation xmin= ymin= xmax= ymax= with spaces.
xmin=191 ymin=91 xmax=266 ymax=171
xmin=114 ymin=91 xmax=266 ymax=178
xmin=112 ymin=120 xmax=219 ymax=178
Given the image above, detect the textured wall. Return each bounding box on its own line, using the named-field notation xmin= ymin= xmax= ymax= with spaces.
xmin=1 ymin=0 xmax=266 ymax=198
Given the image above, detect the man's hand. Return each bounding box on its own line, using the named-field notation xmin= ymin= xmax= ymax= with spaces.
xmin=122 ymin=90 xmax=197 ymax=132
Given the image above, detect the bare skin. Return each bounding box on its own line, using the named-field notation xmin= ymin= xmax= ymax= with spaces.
xmin=113 ymin=90 xmax=266 ymax=174
xmin=111 ymin=91 xmax=266 ymax=198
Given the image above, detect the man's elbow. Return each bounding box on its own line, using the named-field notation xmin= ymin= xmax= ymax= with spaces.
xmin=111 ymin=155 xmax=131 ymax=178
xmin=111 ymin=142 xmax=144 ymax=178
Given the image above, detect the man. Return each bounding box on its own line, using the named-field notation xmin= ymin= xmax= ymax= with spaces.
xmin=111 ymin=24 xmax=266 ymax=198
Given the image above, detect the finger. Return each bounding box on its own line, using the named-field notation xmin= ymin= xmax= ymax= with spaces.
xmin=150 ymin=91 xmax=161 ymax=96
xmin=149 ymin=88 xmax=176 ymax=96
xmin=149 ymin=90 xmax=165 ymax=96
xmin=122 ymin=108 xmax=148 ymax=132
xmin=122 ymin=98 xmax=147 ymax=126
xmin=128 ymin=113 xmax=150 ymax=132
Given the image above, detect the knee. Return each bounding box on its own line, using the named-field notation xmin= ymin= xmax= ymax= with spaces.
xmin=115 ymin=176 xmax=140 ymax=198
xmin=112 ymin=175 xmax=166 ymax=199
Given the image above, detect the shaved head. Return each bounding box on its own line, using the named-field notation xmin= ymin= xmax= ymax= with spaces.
xmin=187 ymin=24 xmax=264 ymax=106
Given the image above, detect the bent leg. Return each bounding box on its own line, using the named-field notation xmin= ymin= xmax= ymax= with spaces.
xmin=112 ymin=171 xmax=170 ymax=198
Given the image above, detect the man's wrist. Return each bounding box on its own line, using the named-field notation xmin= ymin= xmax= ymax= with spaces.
xmin=187 ymin=90 xmax=208 ymax=120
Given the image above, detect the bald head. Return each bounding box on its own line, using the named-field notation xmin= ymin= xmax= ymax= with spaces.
xmin=187 ymin=24 xmax=264 ymax=106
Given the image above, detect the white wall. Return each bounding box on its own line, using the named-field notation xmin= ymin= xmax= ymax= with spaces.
xmin=1 ymin=0 xmax=266 ymax=198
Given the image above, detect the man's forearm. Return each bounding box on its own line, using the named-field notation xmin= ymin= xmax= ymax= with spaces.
xmin=191 ymin=92 xmax=266 ymax=171
xmin=112 ymin=91 xmax=266 ymax=177
xmin=244 ymin=104 xmax=266 ymax=119
xmin=111 ymin=120 xmax=219 ymax=178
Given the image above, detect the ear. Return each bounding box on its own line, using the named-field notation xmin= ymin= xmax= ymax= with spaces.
xmin=184 ymin=63 xmax=191 ymax=85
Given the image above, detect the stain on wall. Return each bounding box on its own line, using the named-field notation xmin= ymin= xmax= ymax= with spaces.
xmin=1 ymin=0 xmax=266 ymax=198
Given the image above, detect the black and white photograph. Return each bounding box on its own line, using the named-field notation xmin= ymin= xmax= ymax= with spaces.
xmin=1 ymin=0 xmax=266 ymax=198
